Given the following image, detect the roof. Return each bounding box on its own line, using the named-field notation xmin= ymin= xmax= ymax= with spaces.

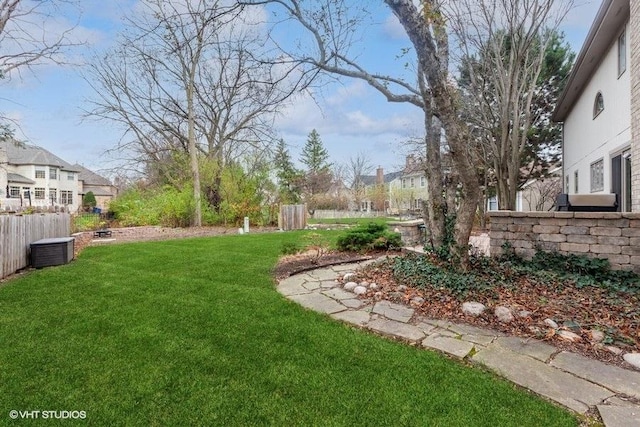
xmin=73 ymin=164 xmax=113 ymax=186
xmin=7 ymin=173 xmax=35 ymax=184
xmin=1 ymin=140 xmax=79 ymax=171
xmin=79 ymin=186 xmax=114 ymax=197
xmin=360 ymin=170 xmax=403 ymax=186
xmin=553 ymin=0 xmax=629 ymax=122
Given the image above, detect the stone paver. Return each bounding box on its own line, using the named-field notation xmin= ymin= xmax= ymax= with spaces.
xmin=597 ymin=405 xmax=640 ymax=427
xmin=308 ymin=268 xmax=339 ymax=281
xmin=472 ymin=345 xmax=613 ymax=413
xmin=495 ymin=336 xmax=557 ymax=362
xmin=331 ymin=310 xmax=370 ymax=325
xmin=367 ymin=319 xmax=425 ymax=342
xmin=422 ymin=335 xmax=475 ymax=359
xmin=341 ymin=298 xmax=367 ymax=309
xmin=371 ymin=300 xmax=414 ymax=323
xmin=288 ymin=293 xmax=345 ymax=315
xmin=277 ymin=260 xmax=640 ymax=427
xmin=551 ymin=352 xmax=640 ymax=399
xmin=278 ymin=275 xmax=311 ymax=296
xmin=322 ymin=288 xmax=355 ymax=301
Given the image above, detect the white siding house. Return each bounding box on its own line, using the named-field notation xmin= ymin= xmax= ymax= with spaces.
xmin=553 ymin=0 xmax=634 ymax=211
xmin=0 ymin=140 xmax=81 ymax=212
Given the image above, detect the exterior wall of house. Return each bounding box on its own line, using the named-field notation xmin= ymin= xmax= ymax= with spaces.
xmin=563 ymin=19 xmax=631 ymax=198
xmin=631 ymin=0 xmax=640 ymax=211
xmin=2 ymin=165 xmax=79 ymax=212
xmin=489 ymin=211 xmax=640 ymax=273
xmin=389 ymin=173 xmax=428 ymax=214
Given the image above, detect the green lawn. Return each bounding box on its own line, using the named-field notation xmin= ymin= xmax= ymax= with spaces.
xmin=308 ymin=217 xmax=396 ymax=225
xmin=0 ymin=232 xmax=577 ymax=426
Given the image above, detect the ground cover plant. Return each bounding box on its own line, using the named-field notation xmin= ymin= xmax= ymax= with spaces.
xmin=355 ymin=248 xmax=640 ymax=364
xmin=0 ymin=232 xmax=578 ymax=426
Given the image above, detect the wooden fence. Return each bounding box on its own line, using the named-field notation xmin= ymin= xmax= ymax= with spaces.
xmin=0 ymin=213 xmax=71 ymax=279
xmin=279 ymin=204 xmax=307 ymax=231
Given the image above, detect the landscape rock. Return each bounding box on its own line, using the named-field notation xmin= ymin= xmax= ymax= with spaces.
xmin=494 ymin=306 xmax=514 ymax=323
xmin=556 ymin=330 xmax=582 ymax=342
xmin=606 ymin=346 xmax=623 ymax=355
xmin=462 ymin=302 xmax=486 ymax=317
xmin=353 ymin=286 xmax=368 ymax=295
xmin=623 ymin=353 xmax=640 ymax=370
xmin=518 ymin=310 xmax=532 ymax=318
xmin=360 ymin=281 xmax=369 ymax=287
xmin=589 ymin=329 xmax=605 ymax=343
xmin=343 ymin=273 xmax=356 ymax=281
xmin=543 ymin=319 xmax=559 ymax=329
xmin=411 ymin=297 xmax=425 ymax=305
xmin=397 ymin=285 xmax=408 ymax=292
xmin=343 ymin=282 xmax=358 ymax=292
xmin=369 ymin=283 xmax=379 ymax=290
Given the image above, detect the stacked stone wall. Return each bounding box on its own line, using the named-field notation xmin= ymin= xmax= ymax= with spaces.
xmin=488 ymin=211 xmax=640 ymax=272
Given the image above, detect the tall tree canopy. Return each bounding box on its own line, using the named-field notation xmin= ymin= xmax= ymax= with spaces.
xmin=86 ymin=0 xmax=305 ymax=225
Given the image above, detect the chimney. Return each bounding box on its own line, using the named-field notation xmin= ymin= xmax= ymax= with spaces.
xmin=376 ymin=167 xmax=384 ymax=185
xmin=405 ymin=154 xmax=415 ymax=170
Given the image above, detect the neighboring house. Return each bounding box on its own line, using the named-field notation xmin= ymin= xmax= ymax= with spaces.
xmin=73 ymin=164 xmax=117 ymax=211
xmin=487 ymin=167 xmax=562 ymax=212
xmin=361 ymin=155 xmax=428 ymax=214
xmin=0 ymin=140 xmax=81 ymax=212
xmin=552 ymin=0 xmax=638 ymax=212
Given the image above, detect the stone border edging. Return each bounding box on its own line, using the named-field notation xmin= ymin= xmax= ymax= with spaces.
xmin=277 ymin=260 xmax=640 ymax=427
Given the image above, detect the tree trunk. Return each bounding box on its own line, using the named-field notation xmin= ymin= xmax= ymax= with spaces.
xmin=423 ymin=113 xmax=445 ymax=250
xmin=187 ymin=81 xmax=202 ymax=227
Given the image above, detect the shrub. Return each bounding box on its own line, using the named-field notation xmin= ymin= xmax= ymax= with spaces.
xmin=336 ymin=222 xmax=401 ymax=252
xmin=82 ymin=191 xmax=97 ymax=210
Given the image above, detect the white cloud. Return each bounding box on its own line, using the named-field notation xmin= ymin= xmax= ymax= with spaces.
xmin=382 ymin=13 xmax=408 ymax=40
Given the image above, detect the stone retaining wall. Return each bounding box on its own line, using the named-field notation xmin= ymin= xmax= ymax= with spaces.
xmin=488 ymin=211 xmax=640 ymax=272
xmin=388 ymin=219 xmax=424 ymax=246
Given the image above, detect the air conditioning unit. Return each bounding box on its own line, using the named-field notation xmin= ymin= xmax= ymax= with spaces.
xmin=30 ymin=237 xmax=75 ymax=268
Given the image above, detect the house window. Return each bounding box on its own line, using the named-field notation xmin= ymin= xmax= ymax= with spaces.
xmin=23 ymin=187 xmax=31 ymax=199
xmin=60 ymin=190 xmax=73 ymax=205
xmin=618 ymin=29 xmax=626 ymax=76
xmin=593 ymin=92 xmax=604 ymax=118
xmin=574 ymin=170 xmax=579 ymax=194
xmin=590 ymin=159 xmax=604 ymax=192
xmin=402 ymin=178 xmax=407 ymax=189
xmin=420 ymin=176 xmax=425 ymax=187
xmin=49 ymin=189 xmax=57 ymax=204
xmin=35 ymin=169 xmax=45 ymax=179
xmin=67 ymin=172 xmax=74 ymax=181
xmin=49 ymin=167 xmax=58 ymax=180
xmin=410 ymin=177 xmax=415 ymax=188
xmin=9 ymin=186 xmax=20 ymax=198
xmin=34 ymin=188 xmax=45 ymax=199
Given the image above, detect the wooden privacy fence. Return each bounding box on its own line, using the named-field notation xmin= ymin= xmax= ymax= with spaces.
xmin=0 ymin=213 xmax=71 ymax=279
xmin=279 ymin=204 xmax=307 ymax=231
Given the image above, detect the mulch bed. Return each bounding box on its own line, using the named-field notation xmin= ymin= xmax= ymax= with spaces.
xmin=275 ymin=251 xmax=640 ymax=371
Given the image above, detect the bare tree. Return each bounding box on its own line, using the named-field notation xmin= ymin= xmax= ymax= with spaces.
xmin=447 ymin=0 xmax=573 ymax=210
xmin=244 ymin=0 xmax=453 ymax=255
xmin=0 ymin=0 xmax=81 ymax=139
xmin=86 ymin=0 xmax=306 ymax=226
xmin=345 ymin=152 xmax=372 ymax=211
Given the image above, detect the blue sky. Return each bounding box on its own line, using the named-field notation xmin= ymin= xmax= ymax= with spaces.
xmin=2 ymin=0 xmax=602 ymax=178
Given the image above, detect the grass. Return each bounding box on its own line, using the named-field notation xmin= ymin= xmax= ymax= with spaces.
xmin=0 ymin=232 xmax=578 ymax=426
xmin=308 ymin=217 xmax=396 ymax=225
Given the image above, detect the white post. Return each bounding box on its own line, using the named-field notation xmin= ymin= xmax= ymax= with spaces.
xmin=243 ymin=216 xmax=249 ymax=233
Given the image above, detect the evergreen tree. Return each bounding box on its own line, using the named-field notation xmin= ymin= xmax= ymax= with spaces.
xmin=273 ymin=139 xmax=302 ymax=203
xmin=300 ymin=129 xmax=331 ymax=173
